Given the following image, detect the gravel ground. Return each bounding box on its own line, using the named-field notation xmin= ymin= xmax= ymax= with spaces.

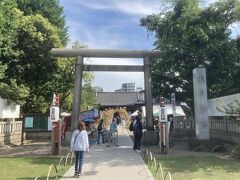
xmin=0 ymin=140 xmax=71 ymax=157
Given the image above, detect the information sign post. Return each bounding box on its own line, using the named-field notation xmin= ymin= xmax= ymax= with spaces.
xmin=159 ymin=96 xmax=169 ymax=154
xmin=50 ymin=93 xmax=61 ymax=155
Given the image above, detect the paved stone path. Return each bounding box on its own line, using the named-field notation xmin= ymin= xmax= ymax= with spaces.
xmin=61 ymin=128 xmax=154 ymax=180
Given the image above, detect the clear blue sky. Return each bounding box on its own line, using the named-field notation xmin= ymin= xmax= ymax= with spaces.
xmin=59 ymin=0 xmax=217 ymax=92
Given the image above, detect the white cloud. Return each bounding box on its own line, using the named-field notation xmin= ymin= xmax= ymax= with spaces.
xmin=61 ymin=0 xmax=221 ymax=92
xmin=59 ymin=0 xmax=158 ymax=92
xmin=73 ymin=0 xmax=161 ymax=16
xmin=61 ymin=0 xmax=222 ymax=91
xmin=66 ymin=19 xmax=129 ymax=49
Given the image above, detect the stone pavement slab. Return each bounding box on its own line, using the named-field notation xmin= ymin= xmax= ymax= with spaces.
xmin=61 ymin=128 xmax=154 ymax=180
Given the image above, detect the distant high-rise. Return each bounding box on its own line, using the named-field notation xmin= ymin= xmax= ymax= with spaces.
xmin=122 ymin=83 xmax=135 ymax=92
xmin=115 ymin=83 xmax=143 ymax=92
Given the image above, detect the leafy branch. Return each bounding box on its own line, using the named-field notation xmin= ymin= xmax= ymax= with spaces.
xmin=217 ymin=98 xmax=240 ymax=118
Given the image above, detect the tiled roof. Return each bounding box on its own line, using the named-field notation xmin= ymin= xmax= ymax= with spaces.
xmin=97 ymin=92 xmax=144 ymax=106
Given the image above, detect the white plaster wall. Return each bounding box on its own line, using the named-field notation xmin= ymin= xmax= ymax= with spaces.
xmin=208 ymin=93 xmax=240 ymax=116
xmin=142 ymin=104 xmax=185 ymax=117
xmin=0 ymin=98 xmax=20 ymax=119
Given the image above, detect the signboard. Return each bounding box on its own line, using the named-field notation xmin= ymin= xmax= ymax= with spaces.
xmin=52 ymin=93 xmax=60 ymax=107
xmin=47 ymin=117 xmax=52 ymax=130
xmin=25 ymin=117 xmax=33 ymax=128
xmin=159 ymin=106 xmax=167 ymax=122
xmin=171 ymin=93 xmax=176 ymax=117
xmin=79 ymin=109 xmax=99 ymax=122
xmin=50 ymin=106 xmax=59 ymax=122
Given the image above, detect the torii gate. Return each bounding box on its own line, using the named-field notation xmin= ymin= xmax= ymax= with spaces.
xmin=51 ymin=48 xmax=161 ymax=141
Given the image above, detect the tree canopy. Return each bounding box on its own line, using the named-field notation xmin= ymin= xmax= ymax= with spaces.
xmin=0 ymin=0 xmax=96 ymax=113
xmin=16 ymin=0 xmax=68 ymax=46
xmin=0 ymin=0 xmax=30 ymax=105
xmin=141 ymin=0 xmax=240 ymax=106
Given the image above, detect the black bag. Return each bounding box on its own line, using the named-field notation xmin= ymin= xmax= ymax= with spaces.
xmin=97 ymin=123 xmax=103 ymax=131
xmin=129 ymin=122 xmax=133 ymax=131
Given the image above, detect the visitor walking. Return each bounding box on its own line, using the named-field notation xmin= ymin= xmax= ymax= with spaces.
xmin=70 ymin=122 xmax=89 ymax=177
xmin=97 ymin=119 xmax=105 ymax=144
xmin=133 ymin=112 xmax=143 ymax=152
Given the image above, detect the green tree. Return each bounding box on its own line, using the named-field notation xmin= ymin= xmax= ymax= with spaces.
xmin=0 ymin=0 xmax=70 ymax=112
xmin=0 ymin=1 xmax=96 ymax=113
xmin=81 ymin=71 xmax=97 ymax=111
xmin=0 ymin=1 xmax=30 ymax=105
xmin=1 ymin=9 xmax=62 ymax=112
xmin=217 ymin=98 xmax=240 ymax=118
xmin=0 ymin=0 xmax=18 ymax=57
xmin=0 ymin=62 xmax=29 ymax=105
xmin=16 ymin=0 xmax=68 ymax=45
xmin=141 ymin=0 xmax=240 ymax=106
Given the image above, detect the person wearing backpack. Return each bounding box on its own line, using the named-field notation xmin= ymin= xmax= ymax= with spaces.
xmin=97 ymin=119 xmax=105 ymax=144
xmin=70 ymin=121 xmax=89 ymax=177
xmin=133 ymin=112 xmax=143 ymax=152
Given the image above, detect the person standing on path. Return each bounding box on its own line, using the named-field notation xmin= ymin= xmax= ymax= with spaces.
xmin=133 ymin=112 xmax=143 ymax=152
xmin=70 ymin=122 xmax=89 ymax=177
xmin=97 ymin=119 xmax=105 ymax=144
xmin=110 ymin=117 xmax=118 ymax=146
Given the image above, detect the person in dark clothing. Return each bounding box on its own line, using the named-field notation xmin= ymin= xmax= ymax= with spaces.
xmin=133 ymin=113 xmax=143 ymax=152
xmin=97 ymin=119 xmax=104 ymax=144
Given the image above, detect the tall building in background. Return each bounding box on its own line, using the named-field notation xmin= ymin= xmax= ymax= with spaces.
xmin=115 ymin=83 xmax=137 ymax=92
xmin=122 ymin=83 xmax=135 ymax=92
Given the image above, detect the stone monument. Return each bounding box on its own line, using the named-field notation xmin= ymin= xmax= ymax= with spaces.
xmin=193 ymin=67 xmax=209 ymax=140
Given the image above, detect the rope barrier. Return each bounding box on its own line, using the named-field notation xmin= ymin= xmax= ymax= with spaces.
xmin=57 ymin=156 xmax=65 ymax=172
xmin=144 ymin=149 xmax=149 ymax=160
xmin=34 ymin=176 xmax=43 ymax=180
xmin=70 ymin=151 xmax=74 ymax=165
xmin=149 ymin=152 xmax=153 ymax=164
xmin=144 ymin=149 xmax=173 ymax=180
xmin=46 ymin=164 xmax=58 ymax=180
xmin=64 ymin=152 xmax=71 ymax=171
xmin=153 ymin=157 xmax=157 ymax=169
xmin=211 ymin=145 xmax=224 ymax=152
xmin=192 ymin=146 xmax=205 ymax=152
xmin=164 ymin=171 xmax=172 ymax=180
xmin=34 ymin=151 xmax=74 ymax=180
xmin=230 ymin=144 xmax=240 ymax=156
xmin=156 ymin=163 xmax=164 ymax=179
